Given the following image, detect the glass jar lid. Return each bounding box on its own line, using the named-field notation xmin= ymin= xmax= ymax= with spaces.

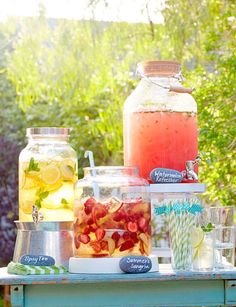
xmin=26 ymin=127 xmax=71 ymax=137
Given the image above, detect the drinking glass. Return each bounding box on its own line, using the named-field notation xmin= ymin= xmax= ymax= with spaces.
xmin=192 ymin=227 xmax=215 ymax=271
xmin=208 ymin=206 xmax=234 ymax=227
xmin=214 ymin=226 xmax=235 ymax=270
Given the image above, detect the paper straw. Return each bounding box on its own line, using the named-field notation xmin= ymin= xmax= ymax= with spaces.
xmin=84 ymin=151 xmax=100 ymax=199
xmin=168 ymin=199 xmax=199 ymax=270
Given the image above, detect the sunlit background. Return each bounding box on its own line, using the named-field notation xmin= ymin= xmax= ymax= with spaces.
xmin=0 ymin=0 xmax=164 ymax=23
xmin=0 ymin=0 xmax=235 ymax=280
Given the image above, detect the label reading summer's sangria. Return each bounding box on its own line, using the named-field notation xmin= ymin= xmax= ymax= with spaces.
xmin=119 ymin=256 xmax=152 ymax=273
xmin=150 ymin=168 xmax=183 ymax=183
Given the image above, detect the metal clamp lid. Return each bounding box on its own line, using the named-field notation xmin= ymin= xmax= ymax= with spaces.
xmin=26 ymin=127 xmax=71 ymax=137
xmin=136 ymin=60 xmax=194 ymax=94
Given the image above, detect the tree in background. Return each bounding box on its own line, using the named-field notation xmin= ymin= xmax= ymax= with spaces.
xmin=163 ymin=0 xmax=236 ymax=205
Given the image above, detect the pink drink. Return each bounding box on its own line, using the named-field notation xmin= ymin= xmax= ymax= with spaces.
xmin=124 ymin=111 xmax=198 ymax=181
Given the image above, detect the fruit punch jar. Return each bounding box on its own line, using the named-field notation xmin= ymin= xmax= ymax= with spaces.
xmin=74 ymin=166 xmax=151 ymax=258
xmin=19 ymin=127 xmax=78 ymax=221
xmin=123 ymin=61 xmax=198 ymax=182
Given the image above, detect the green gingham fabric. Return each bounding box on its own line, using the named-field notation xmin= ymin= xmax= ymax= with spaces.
xmin=7 ymin=261 xmax=67 ymax=275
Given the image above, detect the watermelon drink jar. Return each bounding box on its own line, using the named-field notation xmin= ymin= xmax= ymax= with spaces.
xmin=73 ymin=166 xmax=151 ymax=258
xmin=123 ymin=61 xmax=198 ymax=182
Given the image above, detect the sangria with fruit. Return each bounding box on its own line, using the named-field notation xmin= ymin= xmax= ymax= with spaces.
xmin=74 ymin=166 xmax=151 ymax=258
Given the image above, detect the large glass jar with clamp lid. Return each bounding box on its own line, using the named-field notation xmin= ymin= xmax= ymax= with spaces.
xmin=19 ymin=127 xmax=78 ymax=222
xmin=123 ymin=61 xmax=198 ymax=182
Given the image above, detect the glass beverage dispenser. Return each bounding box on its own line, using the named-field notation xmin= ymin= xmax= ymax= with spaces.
xmin=123 ymin=61 xmax=198 ymax=182
xmin=73 ymin=166 xmax=151 ymax=258
xmin=19 ymin=127 xmax=78 ymax=221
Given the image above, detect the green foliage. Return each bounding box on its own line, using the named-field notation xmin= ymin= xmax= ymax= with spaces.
xmin=0 ymin=0 xmax=235 ymax=207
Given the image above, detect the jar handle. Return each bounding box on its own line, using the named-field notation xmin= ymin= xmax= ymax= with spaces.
xmin=169 ymin=85 xmax=193 ymax=94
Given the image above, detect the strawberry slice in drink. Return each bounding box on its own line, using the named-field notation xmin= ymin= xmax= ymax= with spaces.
xmin=130 ymin=232 xmax=139 ymax=244
xmin=78 ymin=234 xmax=90 ymax=244
xmin=127 ymin=221 xmax=138 ymax=233
xmin=95 ymin=228 xmax=106 ymax=241
xmin=92 ymin=253 xmax=109 ymax=258
xmin=100 ymin=240 xmax=108 ymax=251
xmin=92 ymin=204 xmax=107 ymax=224
xmin=90 ymin=241 xmax=102 ymax=253
xmin=74 ymin=236 xmax=81 ymax=249
xmin=111 ymin=231 xmax=121 ymax=247
xmin=84 ymin=197 xmax=97 ymax=215
xmin=119 ymin=240 xmax=134 ymax=252
xmin=138 ymin=217 xmax=147 ymax=231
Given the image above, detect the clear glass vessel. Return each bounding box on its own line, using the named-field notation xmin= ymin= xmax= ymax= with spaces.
xmin=19 ymin=127 xmax=78 ymax=222
xmin=123 ymin=60 xmax=198 ymax=182
xmin=74 ymin=166 xmax=151 ymax=258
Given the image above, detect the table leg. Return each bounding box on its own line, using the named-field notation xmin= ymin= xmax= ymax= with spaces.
xmin=4 ymin=285 xmax=10 ymax=307
xmin=10 ymin=285 xmax=24 ymax=307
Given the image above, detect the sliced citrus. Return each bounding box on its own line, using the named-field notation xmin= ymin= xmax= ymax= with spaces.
xmin=41 ymin=164 xmax=61 ymax=185
xmin=41 ymin=183 xmax=74 ymax=209
xmin=60 ymin=159 xmax=76 ymax=180
xmin=191 ymin=226 xmax=205 ymax=248
xmin=23 ymin=172 xmax=43 ymax=189
xmin=19 ymin=188 xmax=38 ymax=214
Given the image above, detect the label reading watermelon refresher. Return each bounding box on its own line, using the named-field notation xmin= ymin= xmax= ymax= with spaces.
xmin=150 ymin=168 xmax=183 ymax=183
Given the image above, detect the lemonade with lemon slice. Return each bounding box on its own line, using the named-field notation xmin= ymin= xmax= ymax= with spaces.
xmin=191 ymin=225 xmax=215 ymax=271
xmin=19 ymin=127 xmax=78 ymax=221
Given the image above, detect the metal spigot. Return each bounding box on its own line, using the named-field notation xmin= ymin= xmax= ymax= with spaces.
xmin=186 ymin=155 xmax=201 ymax=181
xmin=32 ymin=205 xmax=44 ymax=224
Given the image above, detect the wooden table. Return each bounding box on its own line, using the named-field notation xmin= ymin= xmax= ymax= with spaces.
xmin=1 ymin=264 xmax=236 ymax=307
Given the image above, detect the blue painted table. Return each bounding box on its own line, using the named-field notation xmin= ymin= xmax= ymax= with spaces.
xmin=1 ymin=264 xmax=236 ymax=307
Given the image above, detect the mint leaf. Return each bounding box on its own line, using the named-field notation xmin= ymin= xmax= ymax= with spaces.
xmin=35 ymin=199 xmax=41 ymax=208
xmin=35 ymin=189 xmax=49 ymax=208
xmin=201 ymin=223 xmax=215 ymax=233
xmin=39 ymin=191 xmax=49 ymax=199
xmin=26 ymin=158 xmax=40 ymax=172
xmin=61 ymin=198 xmax=68 ymax=205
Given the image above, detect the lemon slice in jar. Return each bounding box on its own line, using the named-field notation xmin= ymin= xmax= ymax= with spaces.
xmin=60 ymin=159 xmax=75 ymax=180
xmin=41 ymin=164 xmax=61 ymax=185
xmin=191 ymin=226 xmax=205 ymax=248
xmin=191 ymin=226 xmax=205 ymax=259
xmin=23 ymin=172 xmax=43 ymax=189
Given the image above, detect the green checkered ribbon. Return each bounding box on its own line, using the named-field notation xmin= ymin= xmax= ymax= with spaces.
xmin=7 ymin=262 xmax=67 ymax=275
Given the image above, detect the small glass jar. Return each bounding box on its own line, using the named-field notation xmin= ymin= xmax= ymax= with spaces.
xmin=74 ymin=166 xmax=151 ymax=258
xmin=123 ymin=60 xmax=198 ymax=182
xmin=151 ymin=184 xmax=205 ymax=271
xmin=19 ymin=127 xmax=78 ymax=222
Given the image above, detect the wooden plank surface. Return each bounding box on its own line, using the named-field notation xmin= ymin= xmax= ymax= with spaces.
xmin=1 ymin=264 xmax=236 ymax=285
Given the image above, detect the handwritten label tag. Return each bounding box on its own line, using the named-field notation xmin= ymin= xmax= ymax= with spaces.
xmin=150 ymin=168 xmax=183 ymax=183
xmin=20 ymin=255 xmax=55 ymax=266
xmin=119 ymin=256 xmax=152 ymax=273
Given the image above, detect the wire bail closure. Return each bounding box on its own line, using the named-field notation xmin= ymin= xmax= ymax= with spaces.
xmin=136 ymin=69 xmax=194 ymax=94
